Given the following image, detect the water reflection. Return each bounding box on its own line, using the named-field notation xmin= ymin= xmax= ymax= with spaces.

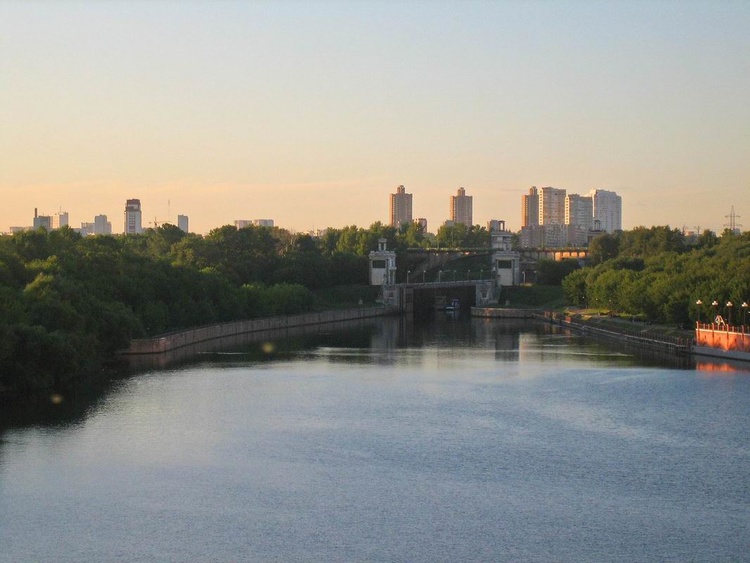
xmin=2 ymin=315 xmax=750 ymax=562
xmin=0 ymin=315 xmax=732 ymax=436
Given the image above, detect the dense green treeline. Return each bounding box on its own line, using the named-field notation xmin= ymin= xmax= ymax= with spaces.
xmin=0 ymin=221 xmax=422 ymax=394
xmin=562 ymin=227 xmax=750 ymax=326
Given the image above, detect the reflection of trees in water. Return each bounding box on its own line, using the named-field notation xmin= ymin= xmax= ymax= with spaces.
xmin=0 ymin=365 xmax=130 ymax=433
xmin=1 ymin=316 xmax=698 ymax=436
xmin=0 ymin=318 xmax=389 ymax=433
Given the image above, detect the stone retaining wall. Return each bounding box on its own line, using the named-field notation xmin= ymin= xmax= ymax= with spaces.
xmin=120 ymin=307 xmax=393 ymax=355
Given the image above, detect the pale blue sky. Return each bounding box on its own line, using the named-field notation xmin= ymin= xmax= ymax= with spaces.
xmin=1 ymin=1 xmax=748 ymax=234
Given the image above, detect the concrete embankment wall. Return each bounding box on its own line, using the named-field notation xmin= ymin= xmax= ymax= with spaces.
xmin=120 ymin=307 xmax=394 ymax=355
xmin=544 ymin=311 xmax=691 ymax=356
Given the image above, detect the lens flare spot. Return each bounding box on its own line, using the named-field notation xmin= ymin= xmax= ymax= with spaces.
xmin=261 ymin=342 xmax=276 ymax=354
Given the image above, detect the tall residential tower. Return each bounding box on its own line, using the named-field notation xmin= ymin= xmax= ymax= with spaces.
xmin=450 ymin=187 xmax=473 ymax=226
xmin=124 ymin=199 xmax=143 ymax=234
xmin=590 ymin=189 xmax=622 ymax=233
xmin=389 ymin=185 xmax=413 ymax=228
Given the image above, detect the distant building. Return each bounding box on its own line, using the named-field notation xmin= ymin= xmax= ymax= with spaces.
xmin=54 ymin=212 xmax=69 ymax=229
xmin=177 ymin=214 xmax=189 ymax=233
xmin=390 ymin=185 xmax=413 ymax=228
xmin=94 ymin=214 xmax=112 ymax=235
xmin=124 ymin=199 xmax=143 ymax=234
xmin=416 ymin=218 xmax=428 ymax=232
xmin=9 ymin=226 xmax=30 ymax=234
xmin=32 ymin=209 xmax=52 ymax=231
xmin=450 ymin=187 xmax=473 ymax=226
xmin=79 ymin=222 xmax=95 ymax=237
xmin=590 ymin=189 xmax=622 ymax=233
xmin=520 ymin=186 xmax=622 ymax=247
xmin=235 ymin=219 xmax=274 ymax=229
xmin=521 ymin=187 xmax=539 ymax=227
xmin=539 ymin=187 xmax=566 ymax=226
xmin=520 ymin=224 xmax=566 ymax=249
xmin=565 ymin=194 xmax=593 ymax=230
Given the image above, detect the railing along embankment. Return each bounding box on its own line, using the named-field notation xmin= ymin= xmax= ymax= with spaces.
xmin=544 ymin=311 xmax=692 ymax=356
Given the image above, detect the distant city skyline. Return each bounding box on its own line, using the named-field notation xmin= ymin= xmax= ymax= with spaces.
xmin=1 ymin=2 xmax=748 ymax=235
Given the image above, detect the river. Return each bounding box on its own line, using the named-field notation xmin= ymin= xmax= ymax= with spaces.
xmin=1 ymin=316 xmax=748 ymax=562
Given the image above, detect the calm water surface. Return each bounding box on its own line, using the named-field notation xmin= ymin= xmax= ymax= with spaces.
xmin=1 ymin=317 xmax=749 ymax=562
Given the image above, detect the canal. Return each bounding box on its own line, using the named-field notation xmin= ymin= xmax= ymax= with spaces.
xmin=1 ymin=315 xmax=748 ymax=562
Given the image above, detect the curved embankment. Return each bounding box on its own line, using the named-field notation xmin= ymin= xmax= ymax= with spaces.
xmin=119 ymin=306 xmax=395 ymax=355
xmin=472 ymin=307 xmax=692 ymax=356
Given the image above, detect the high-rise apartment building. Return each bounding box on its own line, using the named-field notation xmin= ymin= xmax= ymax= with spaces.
xmin=450 ymin=187 xmax=473 ymax=226
xmin=590 ymin=189 xmax=622 ymax=233
xmin=565 ymin=194 xmax=593 ymax=229
xmin=539 ymin=187 xmax=566 ymax=226
xmin=521 ymin=187 xmax=539 ymax=227
xmin=177 ymin=214 xmax=189 ymax=233
xmin=389 ymin=185 xmax=413 ymax=228
xmin=124 ymin=199 xmax=143 ymax=234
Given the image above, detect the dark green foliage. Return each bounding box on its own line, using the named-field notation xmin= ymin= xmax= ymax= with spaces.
xmin=435 ymin=223 xmax=489 ymax=249
xmin=536 ymin=259 xmax=581 ymax=286
xmin=563 ymin=228 xmax=750 ymax=325
xmin=0 ymin=222 xmax=395 ymax=394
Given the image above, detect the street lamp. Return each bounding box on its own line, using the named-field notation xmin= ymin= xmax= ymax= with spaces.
xmin=742 ymin=302 xmax=748 ymax=326
xmin=695 ymin=299 xmax=703 ymax=323
xmin=407 ymin=270 xmax=410 ymax=284
xmin=438 ymin=270 xmax=443 ymax=283
xmin=712 ymin=300 xmax=719 ymax=323
xmin=727 ymin=301 xmax=733 ymax=326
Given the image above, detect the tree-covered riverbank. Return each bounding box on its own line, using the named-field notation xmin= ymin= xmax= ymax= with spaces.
xmin=0 ymin=224 xmax=393 ymax=394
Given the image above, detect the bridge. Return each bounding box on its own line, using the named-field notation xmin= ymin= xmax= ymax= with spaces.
xmin=402 ymin=247 xmax=587 ymax=284
xmin=380 ymin=278 xmax=497 ymax=315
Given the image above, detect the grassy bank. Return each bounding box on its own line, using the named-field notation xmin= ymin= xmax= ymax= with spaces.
xmin=562 ymin=310 xmax=694 ymax=341
xmin=498 ymin=285 xmax=566 ymax=309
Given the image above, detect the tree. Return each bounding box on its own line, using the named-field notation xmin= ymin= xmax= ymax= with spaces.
xmin=588 ymin=233 xmax=620 ymax=264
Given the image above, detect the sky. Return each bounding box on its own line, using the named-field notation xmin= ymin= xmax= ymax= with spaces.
xmin=1 ymin=0 xmax=748 ymax=235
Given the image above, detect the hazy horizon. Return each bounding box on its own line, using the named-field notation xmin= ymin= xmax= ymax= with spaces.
xmin=2 ymin=1 xmax=748 ymax=235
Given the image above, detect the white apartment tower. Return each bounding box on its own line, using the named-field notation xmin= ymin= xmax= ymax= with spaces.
xmin=450 ymin=187 xmax=473 ymax=226
xmin=389 ymin=185 xmax=413 ymax=228
xmin=590 ymin=189 xmax=622 ymax=233
xmin=177 ymin=214 xmax=189 ymax=233
xmin=124 ymin=199 xmax=143 ymax=234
